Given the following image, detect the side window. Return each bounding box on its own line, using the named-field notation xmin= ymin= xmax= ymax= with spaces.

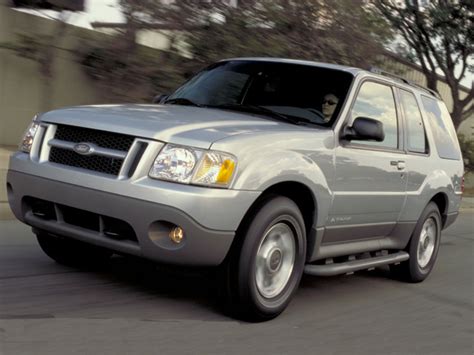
xmin=351 ymin=82 xmax=398 ymax=149
xmin=399 ymin=90 xmax=427 ymax=153
xmin=421 ymin=96 xmax=461 ymax=160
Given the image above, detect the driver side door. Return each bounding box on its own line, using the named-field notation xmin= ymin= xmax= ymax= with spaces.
xmin=325 ymin=80 xmax=408 ymax=243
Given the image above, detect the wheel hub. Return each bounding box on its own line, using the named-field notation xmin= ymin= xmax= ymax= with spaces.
xmin=255 ymin=223 xmax=296 ymax=299
xmin=423 ymin=237 xmax=430 ymax=249
xmin=267 ymin=248 xmax=283 ymax=272
xmin=417 ymin=217 xmax=437 ymax=268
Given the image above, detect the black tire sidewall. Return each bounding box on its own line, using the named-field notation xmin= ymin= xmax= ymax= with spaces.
xmin=407 ymin=203 xmax=441 ymax=282
xmin=236 ymin=196 xmax=306 ymax=319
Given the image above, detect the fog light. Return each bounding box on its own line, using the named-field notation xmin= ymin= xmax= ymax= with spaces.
xmin=169 ymin=226 xmax=184 ymax=244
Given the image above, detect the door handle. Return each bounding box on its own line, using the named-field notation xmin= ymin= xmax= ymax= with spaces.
xmin=391 ymin=160 xmax=405 ymax=170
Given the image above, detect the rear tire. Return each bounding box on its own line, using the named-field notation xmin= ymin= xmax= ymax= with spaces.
xmin=36 ymin=231 xmax=113 ymax=268
xmin=221 ymin=196 xmax=306 ymax=321
xmin=391 ymin=202 xmax=441 ymax=282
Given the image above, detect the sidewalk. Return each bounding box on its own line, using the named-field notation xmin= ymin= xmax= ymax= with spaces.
xmin=0 ymin=145 xmax=15 ymax=220
xmin=460 ymin=196 xmax=474 ymax=211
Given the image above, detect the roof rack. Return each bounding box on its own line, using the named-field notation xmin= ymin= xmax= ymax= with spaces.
xmin=369 ymin=67 xmax=440 ymax=98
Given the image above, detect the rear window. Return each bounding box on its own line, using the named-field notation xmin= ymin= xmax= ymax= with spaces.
xmin=421 ymin=96 xmax=461 ymax=160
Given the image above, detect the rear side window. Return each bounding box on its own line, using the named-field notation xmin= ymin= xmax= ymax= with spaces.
xmin=351 ymin=81 xmax=398 ymax=149
xmin=421 ymin=96 xmax=461 ymax=160
xmin=399 ymin=90 xmax=427 ymax=153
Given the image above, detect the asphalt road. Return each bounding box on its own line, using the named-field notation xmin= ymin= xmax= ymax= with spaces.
xmin=0 ymin=212 xmax=472 ymax=355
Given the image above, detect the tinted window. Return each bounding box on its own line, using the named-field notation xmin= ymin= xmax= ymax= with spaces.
xmin=172 ymin=69 xmax=250 ymax=106
xmin=400 ymin=90 xmax=427 ymax=153
xmin=168 ymin=61 xmax=354 ymax=126
xmin=421 ymin=96 xmax=461 ymax=160
xmin=351 ymin=82 xmax=398 ymax=149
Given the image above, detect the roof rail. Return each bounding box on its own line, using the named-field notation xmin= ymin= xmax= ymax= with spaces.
xmin=369 ymin=67 xmax=440 ymax=98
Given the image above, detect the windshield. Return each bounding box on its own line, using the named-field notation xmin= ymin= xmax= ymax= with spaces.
xmin=167 ymin=60 xmax=354 ymax=126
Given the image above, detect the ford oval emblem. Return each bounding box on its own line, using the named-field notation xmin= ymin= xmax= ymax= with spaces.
xmin=73 ymin=143 xmax=93 ymax=155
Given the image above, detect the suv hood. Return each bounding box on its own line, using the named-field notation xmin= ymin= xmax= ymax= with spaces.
xmin=40 ymin=104 xmax=313 ymax=149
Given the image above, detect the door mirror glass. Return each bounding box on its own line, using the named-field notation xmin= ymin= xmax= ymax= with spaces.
xmin=343 ymin=117 xmax=385 ymax=142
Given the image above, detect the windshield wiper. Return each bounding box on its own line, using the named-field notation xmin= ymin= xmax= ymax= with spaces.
xmin=164 ymin=97 xmax=203 ymax=107
xmin=209 ymin=104 xmax=304 ymax=125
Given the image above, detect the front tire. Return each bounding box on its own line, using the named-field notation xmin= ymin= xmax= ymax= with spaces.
xmin=391 ymin=202 xmax=441 ymax=282
xmin=36 ymin=231 xmax=113 ymax=268
xmin=222 ymin=196 xmax=307 ymax=321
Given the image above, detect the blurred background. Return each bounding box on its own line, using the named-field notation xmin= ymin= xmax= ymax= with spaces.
xmin=0 ymin=0 xmax=472 ymax=217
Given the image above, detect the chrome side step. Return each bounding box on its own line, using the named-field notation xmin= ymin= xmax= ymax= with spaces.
xmin=304 ymin=251 xmax=409 ymax=277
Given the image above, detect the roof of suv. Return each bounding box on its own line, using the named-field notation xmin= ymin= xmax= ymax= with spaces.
xmin=221 ymin=57 xmax=361 ymax=75
xmin=221 ymin=57 xmax=439 ymax=98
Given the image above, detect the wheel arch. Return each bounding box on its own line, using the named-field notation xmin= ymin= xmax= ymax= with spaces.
xmin=429 ymin=192 xmax=449 ymax=227
xmin=261 ymin=181 xmax=317 ymax=236
xmin=224 ymin=181 xmax=318 ymax=263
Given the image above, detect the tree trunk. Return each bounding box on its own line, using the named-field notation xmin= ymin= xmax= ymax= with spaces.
xmin=424 ymin=72 xmax=438 ymax=94
xmin=451 ymin=102 xmax=464 ymax=130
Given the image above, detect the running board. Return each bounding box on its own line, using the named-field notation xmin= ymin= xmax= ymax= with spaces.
xmin=304 ymin=251 xmax=409 ymax=277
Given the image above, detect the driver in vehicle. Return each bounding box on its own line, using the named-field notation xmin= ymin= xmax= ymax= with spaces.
xmin=321 ymin=93 xmax=339 ymax=122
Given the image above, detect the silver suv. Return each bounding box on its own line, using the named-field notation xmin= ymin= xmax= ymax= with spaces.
xmin=7 ymin=58 xmax=464 ymax=320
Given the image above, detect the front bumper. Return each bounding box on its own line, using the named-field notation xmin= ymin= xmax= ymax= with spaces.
xmin=7 ymin=169 xmax=257 ymax=266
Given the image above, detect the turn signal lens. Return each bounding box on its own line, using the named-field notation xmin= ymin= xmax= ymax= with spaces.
xmin=216 ymin=159 xmax=236 ymax=184
xmin=192 ymin=152 xmax=237 ymax=187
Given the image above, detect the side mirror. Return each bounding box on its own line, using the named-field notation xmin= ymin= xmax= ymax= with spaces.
xmin=152 ymin=94 xmax=168 ymax=104
xmin=343 ymin=117 xmax=384 ymax=142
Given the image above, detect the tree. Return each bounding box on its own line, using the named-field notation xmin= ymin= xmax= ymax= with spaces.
xmin=79 ymin=0 xmax=186 ymax=102
xmin=174 ymin=0 xmax=393 ymax=70
xmin=458 ymin=134 xmax=474 ymax=171
xmin=82 ymin=0 xmax=394 ymax=100
xmin=376 ymin=0 xmax=473 ymax=129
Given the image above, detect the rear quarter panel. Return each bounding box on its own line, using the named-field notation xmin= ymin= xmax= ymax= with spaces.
xmin=400 ymin=91 xmax=463 ymax=223
xmin=401 ymin=156 xmax=463 ymax=222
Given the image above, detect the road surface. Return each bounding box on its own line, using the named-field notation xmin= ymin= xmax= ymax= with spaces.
xmin=0 ymin=212 xmax=472 ymax=354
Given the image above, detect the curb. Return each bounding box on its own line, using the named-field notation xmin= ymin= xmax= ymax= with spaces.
xmin=0 ymin=145 xmax=17 ymax=221
xmin=0 ymin=146 xmax=15 ymax=220
xmin=0 ymin=203 xmax=14 ymax=220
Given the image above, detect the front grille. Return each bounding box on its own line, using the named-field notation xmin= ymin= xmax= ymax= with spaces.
xmin=50 ymin=147 xmax=124 ymax=176
xmin=55 ymin=125 xmax=134 ymax=151
xmin=49 ymin=125 xmax=135 ymax=176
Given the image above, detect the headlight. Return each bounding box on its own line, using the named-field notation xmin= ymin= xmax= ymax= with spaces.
xmin=19 ymin=116 xmax=40 ymax=153
xmin=149 ymin=145 xmax=202 ymax=183
xmin=149 ymin=144 xmax=237 ymax=188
